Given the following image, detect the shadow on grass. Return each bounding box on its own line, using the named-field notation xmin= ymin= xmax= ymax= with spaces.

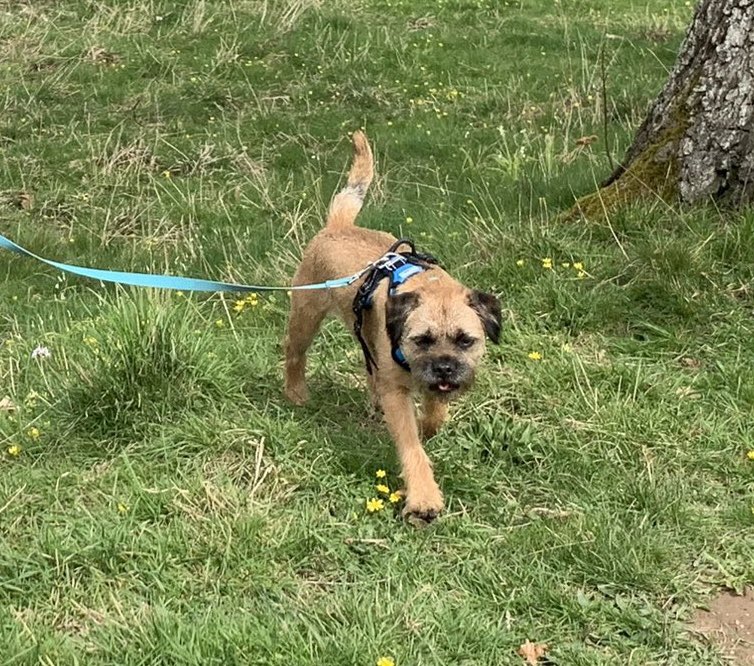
xmin=242 ymin=369 xmax=397 ymax=476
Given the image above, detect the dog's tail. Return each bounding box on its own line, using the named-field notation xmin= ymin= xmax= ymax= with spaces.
xmin=326 ymin=130 xmax=374 ymax=230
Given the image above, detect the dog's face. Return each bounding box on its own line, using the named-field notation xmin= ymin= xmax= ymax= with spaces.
xmin=386 ymin=273 xmax=501 ymax=401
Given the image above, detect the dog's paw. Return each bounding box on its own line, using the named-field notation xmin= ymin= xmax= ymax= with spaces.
xmin=284 ymin=384 xmax=309 ymax=406
xmin=402 ymin=487 xmax=444 ymax=525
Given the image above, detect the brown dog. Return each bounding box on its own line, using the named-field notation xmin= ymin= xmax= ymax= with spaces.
xmin=284 ymin=131 xmax=501 ymax=522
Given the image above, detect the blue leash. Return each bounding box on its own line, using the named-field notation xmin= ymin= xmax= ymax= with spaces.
xmin=0 ymin=233 xmax=367 ymax=293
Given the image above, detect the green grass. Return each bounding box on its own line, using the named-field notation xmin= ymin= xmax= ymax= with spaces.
xmin=1 ymin=1 xmax=753 ymax=664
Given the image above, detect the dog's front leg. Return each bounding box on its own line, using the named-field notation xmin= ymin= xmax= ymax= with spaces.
xmin=380 ymin=387 xmax=444 ymax=522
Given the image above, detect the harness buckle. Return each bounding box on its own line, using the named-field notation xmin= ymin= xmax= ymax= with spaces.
xmin=373 ymin=252 xmax=409 ymax=273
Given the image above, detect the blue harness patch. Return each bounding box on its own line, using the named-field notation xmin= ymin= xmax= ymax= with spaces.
xmin=389 ymin=263 xmax=424 ymax=289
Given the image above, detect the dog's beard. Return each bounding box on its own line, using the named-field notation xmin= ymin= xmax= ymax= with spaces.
xmin=412 ymin=357 xmax=475 ymax=401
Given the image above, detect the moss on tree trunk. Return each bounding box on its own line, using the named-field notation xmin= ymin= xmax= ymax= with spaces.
xmin=571 ymin=0 xmax=754 ymax=218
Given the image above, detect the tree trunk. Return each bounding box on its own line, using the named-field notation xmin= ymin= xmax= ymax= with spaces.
xmin=579 ymin=0 xmax=754 ymax=214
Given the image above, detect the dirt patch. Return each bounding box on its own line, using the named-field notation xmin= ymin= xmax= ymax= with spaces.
xmin=692 ymin=588 xmax=754 ymax=664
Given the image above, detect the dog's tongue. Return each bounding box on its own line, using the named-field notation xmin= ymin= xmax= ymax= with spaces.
xmin=438 ymin=383 xmax=453 ymax=392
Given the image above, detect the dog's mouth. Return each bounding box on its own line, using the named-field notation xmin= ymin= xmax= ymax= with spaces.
xmin=430 ymin=381 xmax=460 ymax=395
xmin=415 ymin=360 xmax=474 ymax=399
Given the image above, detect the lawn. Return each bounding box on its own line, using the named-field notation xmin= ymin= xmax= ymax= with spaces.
xmin=1 ymin=1 xmax=753 ymax=664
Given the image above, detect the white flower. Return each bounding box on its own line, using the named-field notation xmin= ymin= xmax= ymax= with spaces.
xmin=31 ymin=346 xmax=51 ymax=360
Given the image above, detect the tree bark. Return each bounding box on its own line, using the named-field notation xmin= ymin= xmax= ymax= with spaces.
xmin=582 ymin=0 xmax=754 ymax=213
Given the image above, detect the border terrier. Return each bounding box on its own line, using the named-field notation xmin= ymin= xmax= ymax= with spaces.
xmin=284 ymin=131 xmax=501 ymax=523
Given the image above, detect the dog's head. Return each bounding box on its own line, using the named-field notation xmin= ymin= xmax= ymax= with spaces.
xmin=386 ymin=272 xmax=501 ymax=401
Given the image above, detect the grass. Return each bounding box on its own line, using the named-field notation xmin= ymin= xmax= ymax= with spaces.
xmin=1 ymin=0 xmax=753 ymax=664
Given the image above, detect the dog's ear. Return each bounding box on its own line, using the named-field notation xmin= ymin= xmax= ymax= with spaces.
xmin=386 ymin=292 xmax=420 ymax=348
xmin=468 ymin=290 xmax=502 ymax=344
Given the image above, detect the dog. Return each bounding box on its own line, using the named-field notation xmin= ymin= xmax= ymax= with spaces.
xmin=284 ymin=131 xmax=501 ymax=523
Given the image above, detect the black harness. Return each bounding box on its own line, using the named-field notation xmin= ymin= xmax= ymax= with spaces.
xmin=352 ymin=239 xmax=439 ymax=374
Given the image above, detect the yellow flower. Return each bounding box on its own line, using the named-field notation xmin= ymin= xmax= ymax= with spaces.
xmin=7 ymin=444 xmax=21 ymax=456
xmin=117 ymin=502 xmax=129 ymax=514
xmin=577 ymin=270 xmax=586 ymax=279
xmin=233 ymin=300 xmax=245 ymax=313
xmin=244 ymin=294 xmax=259 ymax=305
xmin=27 ymin=427 xmax=40 ymax=440
xmin=528 ymin=351 xmax=542 ymax=361
xmin=375 ymin=484 xmax=390 ymax=495
xmin=389 ymin=492 xmax=402 ymax=504
xmin=746 ymin=450 xmax=754 ymax=461
xmin=405 ymin=216 xmax=413 ymax=224
xmin=83 ymin=336 xmax=98 ymax=346
xmin=215 ymin=319 xmax=225 ymax=328
xmin=162 ymin=170 xmax=171 ymax=178
xmin=375 ymin=469 xmax=387 ymax=479
xmin=542 ymin=258 xmax=553 ymax=269
xmin=515 ymin=259 xmax=524 ymax=267
xmin=377 ymin=658 xmax=395 ymax=666
xmin=561 ymin=262 xmax=570 ymax=268
xmin=573 ymin=261 xmax=584 ymax=271
xmin=366 ymin=498 xmax=385 ymax=513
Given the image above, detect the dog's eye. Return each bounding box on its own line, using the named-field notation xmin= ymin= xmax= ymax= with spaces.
xmin=455 ymin=333 xmax=477 ymax=350
xmin=411 ymin=333 xmax=436 ymax=349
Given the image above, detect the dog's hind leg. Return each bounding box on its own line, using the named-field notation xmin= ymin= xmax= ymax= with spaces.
xmin=420 ymin=396 xmax=449 ymax=440
xmin=284 ymin=287 xmax=329 ymax=406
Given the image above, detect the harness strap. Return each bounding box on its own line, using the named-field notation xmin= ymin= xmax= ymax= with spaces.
xmin=352 ymin=239 xmax=438 ymax=374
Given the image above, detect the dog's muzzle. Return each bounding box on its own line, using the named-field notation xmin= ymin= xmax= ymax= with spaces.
xmin=416 ymin=355 xmax=473 ymax=396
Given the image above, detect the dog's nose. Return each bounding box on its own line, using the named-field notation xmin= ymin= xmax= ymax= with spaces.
xmin=432 ymin=356 xmax=457 ymax=379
